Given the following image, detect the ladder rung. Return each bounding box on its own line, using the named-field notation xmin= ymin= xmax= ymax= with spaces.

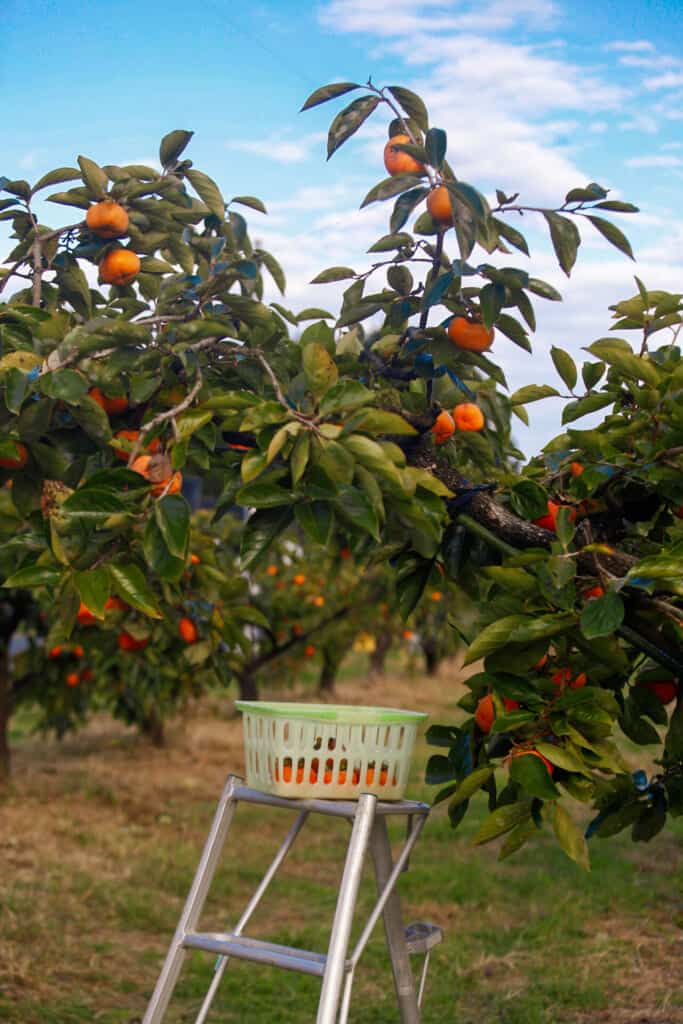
xmin=183 ymin=932 xmax=329 ymax=977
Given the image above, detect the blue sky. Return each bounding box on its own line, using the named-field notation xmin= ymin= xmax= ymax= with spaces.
xmin=3 ymin=0 xmax=682 ymax=452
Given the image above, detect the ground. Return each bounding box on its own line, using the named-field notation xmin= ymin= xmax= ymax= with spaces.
xmin=1 ymin=656 xmax=682 ymax=1023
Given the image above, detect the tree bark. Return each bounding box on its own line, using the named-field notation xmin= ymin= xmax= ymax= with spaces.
xmin=318 ymin=648 xmax=339 ymax=694
xmin=370 ymin=630 xmax=392 ymax=677
xmin=421 ymin=641 xmax=440 ymax=677
xmin=237 ymin=674 xmax=260 ymax=701
xmin=140 ymin=706 xmax=165 ymax=747
xmin=0 ymin=651 xmax=11 ymax=783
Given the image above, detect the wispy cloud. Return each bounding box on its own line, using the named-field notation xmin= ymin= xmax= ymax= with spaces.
xmin=226 ymin=133 xmax=325 ymax=164
xmin=625 ymin=154 xmax=683 ymax=169
xmin=644 ymin=71 xmax=683 ymax=91
xmin=605 ymin=40 xmax=655 ymax=52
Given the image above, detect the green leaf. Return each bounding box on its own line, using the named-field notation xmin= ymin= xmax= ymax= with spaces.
xmin=351 ymin=409 xmax=417 ymax=436
xmin=77 ymin=155 xmax=108 ymax=197
xmin=390 ymin=187 xmax=429 ymax=233
xmin=491 ymin=217 xmax=529 ymax=256
xmin=294 ymin=502 xmax=334 ymax=546
xmin=232 ymin=195 xmax=267 ymax=214
xmin=143 ymin=517 xmax=185 ymax=582
xmin=426 ymin=754 xmax=454 ymax=785
xmin=327 ymin=96 xmax=381 ymax=160
xmin=510 ymin=753 xmax=560 ymax=800
xmin=236 ymin=482 xmax=294 ymax=508
xmin=259 ymin=250 xmax=285 ymax=294
xmin=303 ymin=342 xmax=338 ymax=398
xmin=334 ymin=485 xmax=380 ymax=539
xmin=474 ymin=802 xmax=532 ymax=844
xmin=360 ymin=174 xmax=425 ymax=208
xmin=448 ymin=181 xmax=488 ymax=221
xmin=561 ymin=391 xmax=614 ymax=425
xmin=585 ymin=339 xmax=660 ymax=387
xmin=422 ymin=271 xmax=454 ymax=310
xmin=109 ymin=563 xmax=162 ymax=618
xmin=240 ymin=508 xmax=293 ymax=569
xmin=186 ymin=169 xmax=225 ymax=220
xmin=464 ymin=613 xmax=576 ymax=665
xmin=319 ymin=381 xmax=374 ymax=417
xmin=367 ymin=232 xmax=414 ymax=253
xmin=38 ymin=369 xmax=88 ymax=402
xmin=387 ymin=86 xmax=429 ymax=132
xmin=550 ymin=347 xmax=577 ymax=390
xmin=4 ymin=368 xmax=29 ymax=414
xmin=535 ymin=742 xmax=590 ymax=775
xmin=71 ymin=396 xmax=113 ymax=444
xmin=585 ymin=215 xmax=634 ymax=260
xmin=31 ymin=167 xmax=81 ymax=194
xmin=509 ymin=384 xmax=560 ymax=405
xmin=300 ymin=82 xmax=361 ymax=111
xmin=159 ymin=129 xmax=194 ymax=168
xmin=425 ymin=128 xmax=447 ymax=169
xmin=495 ymin=314 xmax=531 ymax=352
xmin=61 ymin=488 xmax=126 ymax=519
xmin=449 ymin=765 xmax=496 ymax=807
xmin=154 ymin=494 xmax=190 ymax=560
xmin=594 ymin=200 xmax=639 ymax=213
xmin=2 ymin=564 xmax=62 ymax=589
xmin=509 ymin=480 xmax=548 ymax=520
xmin=73 ymin=568 xmax=111 ymax=619
xmin=527 ymin=277 xmax=562 ymax=302
xmin=543 ymin=211 xmax=581 ymax=276
xmin=552 ymin=803 xmax=590 ymax=869
xmin=580 ymin=592 xmax=625 ymax=639
xmin=290 ymin=432 xmax=310 ymax=486
xmin=310 ymin=267 xmax=357 ymax=284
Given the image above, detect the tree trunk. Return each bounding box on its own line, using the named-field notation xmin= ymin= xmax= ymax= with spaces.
xmin=422 ymin=641 xmax=440 ymax=676
xmin=141 ymin=706 xmax=165 ymax=747
xmin=237 ymin=674 xmax=260 ymax=701
xmin=0 ymin=651 xmax=11 ymax=783
xmin=318 ymin=649 xmax=339 ymax=694
xmin=370 ymin=631 xmax=392 ymax=677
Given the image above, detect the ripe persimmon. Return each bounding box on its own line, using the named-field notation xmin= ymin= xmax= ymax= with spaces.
xmin=117 ymin=631 xmax=149 ymax=652
xmin=582 ymin=586 xmax=605 ymax=601
xmin=430 ymin=590 xmax=442 ymax=601
xmin=131 ymin=454 xmax=182 ymax=497
xmin=534 ymin=653 xmax=548 ymax=671
xmin=292 ymin=573 xmax=306 ymax=585
xmin=266 ymin=564 xmax=278 ymax=576
xmin=304 ymin=644 xmax=316 ymax=657
xmin=0 ymin=442 xmax=28 ymax=470
xmin=475 ymin=694 xmax=495 ymax=733
xmin=533 ymin=500 xmax=576 ymax=533
xmin=190 ymin=553 xmax=201 ymax=566
xmin=105 ymin=596 xmax=127 ymax=611
xmin=73 ymin=645 xmax=84 ymax=658
xmin=675 ymin=506 xmax=683 ymax=519
xmin=447 ymin=316 xmax=494 ymax=352
xmin=85 ymin=200 xmax=129 ymax=239
xmin=431 ymin=410 xmax=455 ymax=445
xmin=453 ymin=403 xmax=485 ymax=432
xmin=426 ymin=185 xmax=454 ymax=226
xmin=638 ymin=679 xmax=678 ymax=705
xmin=552 ymin=668 xmax=587 ymax=690
xmin=383 ymin=134 xmax=424 ymax=177
xmin=77 ymin=601 xmax=97 ymax=626
xmin=89 ymin=388 xmax=129 ymax=416
xmin=339 ymin=547 xmax=351 ymax=560
xmin=312 ymin=595 xmax=325 ymax=607
xmin=66 ymin=671 xmax=80 ymax=687
xmin=179 ymin=617 xmax=198 ymax=644
xmin=570 ymin=461 xmax=584 ymax=477
xmin=48 ymin=645 xmax=62 ymax=659
xmin=99 ymin=248 xmax=140 ymax=286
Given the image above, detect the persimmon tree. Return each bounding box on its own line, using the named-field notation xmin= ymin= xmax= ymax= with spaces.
xmin=1 ymin=82 xmax=681 ymax=867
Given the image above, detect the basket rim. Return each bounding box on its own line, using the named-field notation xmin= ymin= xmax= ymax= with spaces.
xmin=235 ymin=701 xmax=428 ymax=725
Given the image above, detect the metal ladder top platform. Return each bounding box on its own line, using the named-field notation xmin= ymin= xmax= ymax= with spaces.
xmin=142 ymin=774 xmax=442 ymax=1024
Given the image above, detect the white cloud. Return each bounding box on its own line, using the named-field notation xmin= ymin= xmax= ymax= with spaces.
xmin=605 ymin=40 xmax=655 ymax=52
xmin=625 ymin=155 xmax=683 ymax=169
xmin=644 ymin=71 xmax=683 ymax=91
xmin=320 ymin=0 xmax=560 ymax=36
xmin=226 ymin=133 xmax=325 ymax=165
xmin=618 ymin=54 xmax=679 ymax=69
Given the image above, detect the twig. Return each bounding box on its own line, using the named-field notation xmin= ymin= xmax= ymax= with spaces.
xmin=255 ymin=352 xmax=316 ymax=429
xmin=127 ymin=369 xmax=204 ymax=465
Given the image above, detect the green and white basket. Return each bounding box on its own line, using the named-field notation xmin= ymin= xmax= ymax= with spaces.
xmin=236 ymin=702 xmax=427 ymax=800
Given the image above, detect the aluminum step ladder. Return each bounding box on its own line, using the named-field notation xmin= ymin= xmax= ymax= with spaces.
xmin=142 ymin=774 xmax=442 ymax=1023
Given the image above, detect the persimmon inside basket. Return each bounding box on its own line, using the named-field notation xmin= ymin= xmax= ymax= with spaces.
xmin=235 ymin=702 xmax=428 ymax=800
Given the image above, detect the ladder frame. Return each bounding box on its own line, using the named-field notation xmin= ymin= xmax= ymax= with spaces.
xmin=142 ymin=773 xmax=431 ymax=1024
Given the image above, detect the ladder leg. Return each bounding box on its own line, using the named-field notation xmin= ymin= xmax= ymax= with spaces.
xmin=316 ymin=793 xmax=376 ymax=1024
xmin=369 ymin=816 xmax=421 ymax=1024
xmin=142 ymin=774 xmax=240 ymax=1024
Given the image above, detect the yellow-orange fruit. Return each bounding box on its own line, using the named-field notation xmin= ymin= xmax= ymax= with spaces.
xmin=426 ymin=185 xmax=454 ymax=226
xmin=431 ymin=410 xmax=455 ymax=445
xmin=383 ymin=134 xmax=425 ymax=176
xmin=99 ymin=248 xmax=140 ymax=286
xmin=447 ymin=316 xmax=494 ymax=352
xmin=85 ymin=200 xmax=129 ymax=239
xmin=453 ymin=403 xmax=485 ymax=432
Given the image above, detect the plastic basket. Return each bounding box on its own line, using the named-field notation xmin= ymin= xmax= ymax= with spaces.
xmin=236 ymin=702 xmax=428 ymax=801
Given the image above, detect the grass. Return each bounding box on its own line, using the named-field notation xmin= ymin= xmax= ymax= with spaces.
xmin=1 ymin=656 xmax=682 ymax=1023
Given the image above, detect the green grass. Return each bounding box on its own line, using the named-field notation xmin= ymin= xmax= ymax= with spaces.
xmin=1 ymin=664 xmax=682 ymax=1023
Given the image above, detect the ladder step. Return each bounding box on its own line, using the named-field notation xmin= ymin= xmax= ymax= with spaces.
xmin=183 ymin=932 xmax=329 ymax=978
xmin=405 ymin=921 xmax=443 ymax=955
